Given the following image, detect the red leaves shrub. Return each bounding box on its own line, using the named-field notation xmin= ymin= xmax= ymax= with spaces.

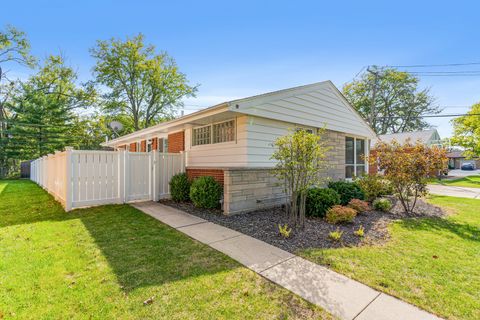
xmin=325 ymin=205 xmax=357 ymax=224
xmin=348 ymin=199 xmax=370 ymax=213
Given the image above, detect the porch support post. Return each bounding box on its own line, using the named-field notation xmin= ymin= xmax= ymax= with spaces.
xmin=152 ymin=150 xmax=159 ymax=202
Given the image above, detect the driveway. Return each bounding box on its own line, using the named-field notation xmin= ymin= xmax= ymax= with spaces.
xmin=428 ymin=184 xmax=480 ymax=199
xmin=446 ymin=169 xmax=480 ymax=178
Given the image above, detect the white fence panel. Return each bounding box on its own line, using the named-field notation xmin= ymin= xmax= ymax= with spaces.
xmin=156 ymin=152 xmax=185 ymax=199
xmin=70 ymin=150 xmax=123 ymax=208
xmin=126 ymin=152 xmax=151 ymax=202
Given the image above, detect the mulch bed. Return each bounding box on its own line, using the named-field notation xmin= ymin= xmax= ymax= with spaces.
xmin=159 ymin=197 xmax=446 ymax=253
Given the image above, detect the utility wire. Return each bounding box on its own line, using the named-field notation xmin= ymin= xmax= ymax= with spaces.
xmin=375 ymin=113 xmax=480 ymax=119
xmin=386 ymin=62 xmax=480 ymax=68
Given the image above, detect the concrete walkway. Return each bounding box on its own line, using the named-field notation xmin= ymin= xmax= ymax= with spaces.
xmin=132 ymin=202 xmax=442 ymax=320
xmin=428 ymin=184 xmax=480 ymax=199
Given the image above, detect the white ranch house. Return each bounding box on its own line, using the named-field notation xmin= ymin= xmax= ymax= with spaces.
xmin=100 ymin=81 xmax=376 ymax=214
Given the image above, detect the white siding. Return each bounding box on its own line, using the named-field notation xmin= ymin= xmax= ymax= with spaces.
xmin=229 ymin=81 xmax=375 ymax=139
xmin=184 ymin=115 xmax=248 ymax=167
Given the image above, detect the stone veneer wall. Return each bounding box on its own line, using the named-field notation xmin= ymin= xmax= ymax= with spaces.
xmin=223 ymin=168 xmax=285 ymax=215
xmin=323 ymin=130 xmax=346 ymax=181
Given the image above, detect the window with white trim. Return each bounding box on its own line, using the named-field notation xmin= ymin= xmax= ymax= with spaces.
xmin=192 ymin=119 xmax=235 ymax=146
xmin=192 ymin=125 xmax=211 ymax=146
xmin=345 ymin=137 xmax=366 ymax=179
xmin=213 ymin=120 xmax=235 ymax=143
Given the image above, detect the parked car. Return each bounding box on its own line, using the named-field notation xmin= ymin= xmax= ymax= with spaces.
xmin=461 ymin=162 xmax=475 ymax=171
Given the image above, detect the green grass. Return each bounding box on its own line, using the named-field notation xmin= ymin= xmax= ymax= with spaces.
xmin=300 ymin=195 xmax=480 ymax=320
xmin=0 ymin=180 xmax=331 ymax=319
xmin=429 ymin=175 xmax=480 ymax=188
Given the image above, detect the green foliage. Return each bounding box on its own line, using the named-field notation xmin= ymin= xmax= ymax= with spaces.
xmin=325 ymin=205 xmax=357 ymax=224
xmin=271 ymin=128 xmax=330 ymax=228
xmin=327 ymin=181 xmax=365 ymax=205
xmin=305 ymin=187 xmax=341 ymax=218
xmin=451 ymin=103 xmax=480 ymax=159
xmin=342 ymin=67 xmax=439 ymax=134
xmin=354 ymin=225 xmax=365 ymax=237
xmin=91 ymin=34 xmax=197 ymax=131
xmin=356 ymin=174 xmax=393 ymax=202
xmin=169 ymin=173 xmax=191 ymax=202
xmin=348 ymin=199 xmax=370 ymax=213
xmin=373 ymin=198 xmax=392 ymax=212
xmin=189 ymin=176 xmax=222 ymax=209
xmin=278 ymin=224 xmax=292 ymax=239
xmin=328 ymin=228 xmax=343 ymax=241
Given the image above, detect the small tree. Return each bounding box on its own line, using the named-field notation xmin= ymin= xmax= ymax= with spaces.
xmin=271 ymin=129 xmax=330 ymax=228
xmin=371 ymin=139 xmax=447 ymax=213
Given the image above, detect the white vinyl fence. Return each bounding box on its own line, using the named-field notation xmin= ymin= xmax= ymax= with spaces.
xmin=30 ymin=148 xmax=185 ymax=211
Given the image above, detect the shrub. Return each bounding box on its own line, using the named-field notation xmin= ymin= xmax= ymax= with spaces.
xmin=354 ymin=225 xmax=365 ymax=237
xmin=305 ymin=188 xmax=341 ymax=218
xmin=373 ymin=198 xmax=392 ymax=212
xmin=169 ymin=173 xmax=191 ymax=202
xmin=329 ymin=228 xmax=343 ymax=241
xmin=189 ymin=176 xmax=222 ymax=209
xmin=348 ymin=199 xmax=370 ymax=213
xmin=328 ymin=181 xmax=365 ymax=205
xmin=356 ymin=174 xmax=394 ymax=202
xmin=325 ymin=205 xmax=357 ymax=224
xmin=278 ymin=224 xmax=292 ymax=238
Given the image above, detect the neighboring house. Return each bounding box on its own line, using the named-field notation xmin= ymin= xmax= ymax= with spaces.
xmin=446 ymin=150 xmax=480 ymax=169
xmin=372 ymin=129 xmax=442 ymax=147
xmin=102 ymin=81 xmax=376 ymax=214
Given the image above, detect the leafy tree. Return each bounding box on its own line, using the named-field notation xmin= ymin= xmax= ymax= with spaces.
xmin=0 ymin=25 xmax=36 ymax=177
xmin=343 ymin=67 xmax=439 ymax=134
xmin=370 ymin=139 xmax=447 ymax=213
xmin=271 ymin=129 xmax=330 ymax=228
xmin=91 ymin=34 xmax=197 ymax=132
xmin=6 ymin=55 xmax=96 ymax=161
xmin=450 ymin=103 xmax=480 ymax=158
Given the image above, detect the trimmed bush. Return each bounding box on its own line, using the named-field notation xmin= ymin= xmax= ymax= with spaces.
xmin=373 ymin=198 xmax=392 ymax=212
xmin=328 ymin=181 xmax=365 ymax=205
xmin=348 ymin=199 xmax=370 ymax=213
xmin=305 ymin=188 xmax=341 ymax=218
xmin=189 ymin=176 xmax=222 ymax=209
xmin=325 ymin=205 xmax=357 ymax=224
xmin=356 ymin=174 xmax=394 ymax=202
xmin=169 ymin=173 xmax=191 ymax=202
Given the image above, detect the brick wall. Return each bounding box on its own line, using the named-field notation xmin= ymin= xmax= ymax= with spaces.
xmin=129 ymin=142 xmax=136 ymax=152
xmin=186 ymin=168 xmax=224 ymax=186
xmin=152 ymin=138 xmax=158 ymax=151
xmin=141 ymin=140 xmax=146 ymax=152
xmin=168 ymin=131 xmax=185 ymax=153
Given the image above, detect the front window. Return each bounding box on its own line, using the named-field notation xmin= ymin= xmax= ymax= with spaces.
xmin=345 ymin=137 xmax=366 ymax=179
xmin=192 ymin=119 xmax=235 ymax=146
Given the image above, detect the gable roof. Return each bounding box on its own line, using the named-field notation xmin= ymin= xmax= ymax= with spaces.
xmin=103 ymin=80 xmax=376 ymax=147
xmin=373 ymin=129 xmax=440 ymax=145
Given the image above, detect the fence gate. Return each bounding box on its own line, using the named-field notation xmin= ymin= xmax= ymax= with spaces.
xmin=125 ymin=152 xmax=152 ymax=202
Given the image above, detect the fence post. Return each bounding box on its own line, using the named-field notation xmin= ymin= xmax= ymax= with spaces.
xmin=123 ymin=150 xmax=129 ymax=203
xmin=119 ymin=150 xmax=126 ymax=204
xmin=65 ymin=147 xmax=73 ymax=211
xmin=152 ymin=150 xmax=159 ymax=202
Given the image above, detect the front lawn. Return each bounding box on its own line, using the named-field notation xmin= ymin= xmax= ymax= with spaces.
xmin=300 ymin=195 xmax=480 ymax=320
xmin=0 ymin=180 xmax=331 ymax=319
xmin=429 ymin=175 xmax=480 ymax=188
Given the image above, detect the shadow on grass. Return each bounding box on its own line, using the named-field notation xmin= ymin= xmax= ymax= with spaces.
xmin=0 ymin=180 xmax=240 ymax=292
xmin=396 ymin=216 xmax=480 ymax=243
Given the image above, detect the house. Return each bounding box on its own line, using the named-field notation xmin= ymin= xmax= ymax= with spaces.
xmin=446 ymin=150 xmax=480 ymax=169
xmin=102 ymin=81 xmax=376 ymax=214
xmin=372 ymin=129 xmax=442 ymax=147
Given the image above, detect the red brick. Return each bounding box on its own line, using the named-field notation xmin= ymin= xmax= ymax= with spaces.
xmin=168 ymin=131 xmax=185 ymax=153
xmin=186 ymin=168 xmax=224 ymax=187
xmin=152 ymin=138 xmax=158 ymax=151
xmin=141 ymin=140 xmax=146 ymax=152
xmin=129 ymin=142 xmax=137 ymax=152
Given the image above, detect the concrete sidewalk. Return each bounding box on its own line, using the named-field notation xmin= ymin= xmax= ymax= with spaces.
xmin=428 ymin=184 xmax=480 ymax=199
xmin=132 ymin=202 xmax=441 ymax=320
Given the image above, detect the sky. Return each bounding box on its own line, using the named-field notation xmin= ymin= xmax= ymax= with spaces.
xmin=3 ymin=0 xmax=480 ymax=138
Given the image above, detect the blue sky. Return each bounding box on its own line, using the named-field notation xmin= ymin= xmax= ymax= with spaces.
xmin=3 ymin=0 xmax=480 ymax=137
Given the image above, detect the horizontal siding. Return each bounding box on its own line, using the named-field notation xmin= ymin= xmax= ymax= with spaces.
xmin=185 ymin=115 xmax=248 ymax=167
xmin=235 ymin=83 xmax=374 ymax=138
